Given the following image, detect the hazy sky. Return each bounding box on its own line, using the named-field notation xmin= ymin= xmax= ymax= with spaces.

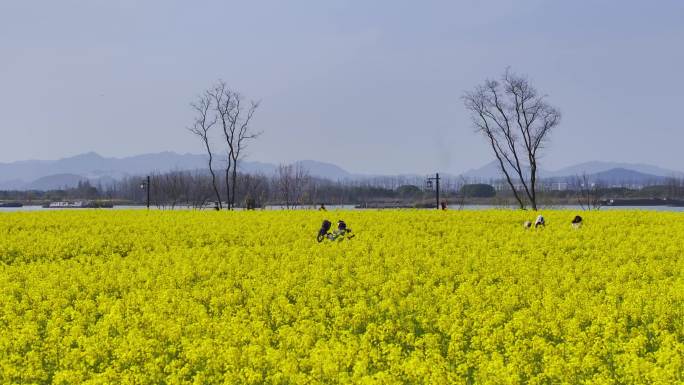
xmin=2 ymin=0 xmax=683 ymax=174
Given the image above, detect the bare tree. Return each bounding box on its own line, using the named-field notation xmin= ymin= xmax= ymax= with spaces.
xmin=188 ymin=171 xmax=215 ymax=209
xmin=209 ymin=80 xmax=261 ymax=210
xmin=274 ymin=163 xmax=311 ymax=208
xmin=456 ymin=176 xmax=468 ymax=210
xmin=188 ymin=91 xmax=222 ymax=209
xmin=165 ymin=170 xmax=188 ymax=209
xmin=275 ymin=164 xmax=294 ymax=209
xmin=572 ymin=173 xmax=602 ymax=210
xmin=463 ymin=69 xmax=561 ymax=210
xmin=665 ymin=176 xmax=683 ymax=198
xmin=239 ymin=172 xmax=269 ymax=208
xmin=292 ymin=164 xmax=311 ymax=207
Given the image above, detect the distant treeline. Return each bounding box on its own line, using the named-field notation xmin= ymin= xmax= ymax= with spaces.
xmin=2 ymin=169 xmax=684 ymax=208
xmin=0 ymin=170 xmax=463 ymax=208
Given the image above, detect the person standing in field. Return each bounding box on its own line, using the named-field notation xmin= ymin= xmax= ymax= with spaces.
xmin=319 ymin=203 xmax=327 ymax=211
xmin=534 ymin=214 xmax=545 ymax=228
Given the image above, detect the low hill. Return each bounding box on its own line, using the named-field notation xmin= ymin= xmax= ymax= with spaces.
xmin=25 ymin=174 xmax=88 ymax=191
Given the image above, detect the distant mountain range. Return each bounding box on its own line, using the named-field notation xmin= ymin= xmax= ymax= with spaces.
xmin=461 ymin=160 xmax=684 ymax=181
xmin=0 ymin=152 xmax=354 ymax=190
xmin=0 ymin=152 xmax=682 ymax=191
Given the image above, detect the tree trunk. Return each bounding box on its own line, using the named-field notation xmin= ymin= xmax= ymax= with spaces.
xmin=231 ymin=166 xmax=238 ymax=209
xmin=206 ymin=149 xmax=222 ymax=210
xmin=529 ymin=162 xmax=537 ymax=210
xmin=489 ymin=135 xmax=525 ymax=209
xmin=225 ymin=168 xmax=231 ymax=210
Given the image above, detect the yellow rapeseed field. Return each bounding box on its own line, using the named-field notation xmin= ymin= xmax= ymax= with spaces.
xmin=0 ymin=210 xmax=682 ymax=384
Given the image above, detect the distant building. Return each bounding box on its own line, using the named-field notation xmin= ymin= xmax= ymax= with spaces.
xmin=542 ymin=182 xmax=569 ymax=191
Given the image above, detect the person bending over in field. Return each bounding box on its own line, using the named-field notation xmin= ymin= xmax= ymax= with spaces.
xmin=534 ymin=214 xmax=545 ymax=228
xmin=523 ymin=220 xmax=532 ymax=229
xmin=317 ymin=220 xmax=332 ymax=242
xmin=332 ymin=220 xmax=354 ymax=240
xmin=572 ymin=215 xmax=583 ymax=229
xmin=317 ymin=219 xmax=354 ymax=242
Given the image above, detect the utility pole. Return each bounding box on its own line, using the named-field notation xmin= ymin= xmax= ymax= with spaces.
xmin=146 ymin=175 xmax=150 ymax=209
xmin=436 ymin=172 xmax=440 ymax=210
xmin=426 ymin=173 xmax=441 ymax=210
xmin=140 ymin=176 xmax=150 ymax=209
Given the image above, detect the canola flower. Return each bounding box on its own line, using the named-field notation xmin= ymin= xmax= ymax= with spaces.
xmin=0 ymin=210 xmax=682 ymax=384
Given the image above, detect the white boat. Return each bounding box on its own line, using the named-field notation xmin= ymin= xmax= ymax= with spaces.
xmin=46 ymin=201 xmax=86 ymax=208
xmin=43 ymin=201 xmax=114 ymax=209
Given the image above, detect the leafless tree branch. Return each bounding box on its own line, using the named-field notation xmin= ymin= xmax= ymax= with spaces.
xmin=463 ymin=69 xmax=561 ymax=210
xmin=188 ymin=91 xmax=222 ymax=209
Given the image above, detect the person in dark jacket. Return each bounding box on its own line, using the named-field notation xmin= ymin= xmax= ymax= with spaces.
xmin=317 ymin=220 xmax=332 ymax=242
xmin=572 ymin=215 xmax=583 ymax=228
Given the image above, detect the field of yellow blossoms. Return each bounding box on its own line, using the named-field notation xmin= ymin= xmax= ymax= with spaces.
xmin=0 ymin=210 xmax=682 ymax=384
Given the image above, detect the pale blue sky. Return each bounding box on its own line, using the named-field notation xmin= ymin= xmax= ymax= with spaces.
xmin=1 ymin=0 xmax=683 ymax=174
